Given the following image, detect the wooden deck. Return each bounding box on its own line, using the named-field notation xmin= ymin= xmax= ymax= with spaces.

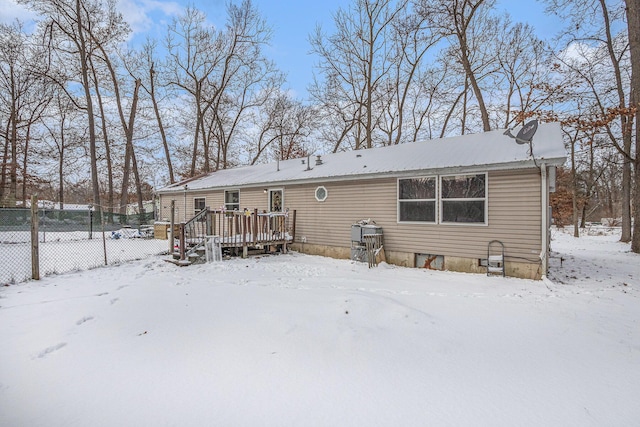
xmin=172 ymin=208 xmax=296 ymax=263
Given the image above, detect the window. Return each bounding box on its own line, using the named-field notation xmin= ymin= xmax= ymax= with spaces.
xmin=440 ymin=174 xmax=486 ymax=224
xmin=315 ymin=186 xmax=328 ymax=202
xmin=194 ymin=197 xmax=206 ymax=215
xmin=225 ymin=190 xmax=239 ymax=211
xmin=398 ymin=177 xmax=436 ymax=222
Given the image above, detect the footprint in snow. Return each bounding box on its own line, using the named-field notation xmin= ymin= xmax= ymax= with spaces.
xmin=110 ymin=298 xmax=119 ymax=305
xmin=96 ymin=292 xmax=108 ymax=297
xmin=76 ymin=316 xmax=94 ymax=325
xmin=36 ymin=342 xmax=67 ymax=359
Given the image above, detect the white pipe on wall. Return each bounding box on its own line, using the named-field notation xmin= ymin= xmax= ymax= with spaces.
xmin=541 ymin=163 xmax=548 ymax=278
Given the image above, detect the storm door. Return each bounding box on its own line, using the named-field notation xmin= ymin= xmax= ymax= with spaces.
xmin=269 ymin=189 xmax=283 ymax=212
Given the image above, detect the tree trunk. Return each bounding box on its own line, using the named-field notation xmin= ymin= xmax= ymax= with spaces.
xmin=76 ymin=0 xmax=101 ymax=216
xmin=90 ymin=61 xmax=114 ymax=223
xmin=21 ymin=123 xmax=32 ymax=205
xmin=458 ymin=42 xmax=490 ymax=131
xmin=149 ymin=63 xmax=175 ymax=183
xmin=8 ymin=69 xmax=18 ymax=207
xmin=626 ymin=0 xmax=640 ymax=253
xmin=128 ymin=80 xmax=145 ymax=218
xmin=571 ymin=138 xmax=579 ymax=237
xmin=58 ymin=129 xmax=65 ymax=210
xmin=0 ymin=120 xmax=9 ymax=204
xmin=599 ymin=0 xmax=633 ymax=242
xmin=118 ymin=79 xmax=142 ymax=218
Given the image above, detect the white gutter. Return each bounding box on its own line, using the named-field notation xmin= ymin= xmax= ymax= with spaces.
xmin=540 ymin=163 xmax=548 ymax=278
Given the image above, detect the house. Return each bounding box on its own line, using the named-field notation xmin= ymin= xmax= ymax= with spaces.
xmin=156 ymin=122 xmax=566 ymax=279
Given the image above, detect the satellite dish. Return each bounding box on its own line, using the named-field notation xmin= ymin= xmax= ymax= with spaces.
xmin=515 ymin=119 xmax=538 ymax=144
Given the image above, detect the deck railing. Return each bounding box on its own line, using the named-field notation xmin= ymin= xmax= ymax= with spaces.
xmin=175 ymin=208 xmax=296 ymax=261
xmin=210 ymin=208 xmax=296 ymax=249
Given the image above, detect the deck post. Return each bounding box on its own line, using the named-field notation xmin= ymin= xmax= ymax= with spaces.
xmin=169 ymin=200 xmax=175 ymax=254
xmin=179 ymin=223 xmax=186 ymax=261
xmin=291 ymin=209 xmax=296 ymax=242
xmin=253 ymin=209 xmax=258 ymax=245
xmin=242 ymin=214 xmax=248 ymax=257
xmin=206 ymin=207 xmax=212 ymax=236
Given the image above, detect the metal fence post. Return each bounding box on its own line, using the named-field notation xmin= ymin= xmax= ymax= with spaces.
xmin=102 ymin=212 xmax=108 ymax=266
xmin=30 ymin=195 xmax=40 ymax=280
xmin=89 ymin=209 xmax=93 ymax=239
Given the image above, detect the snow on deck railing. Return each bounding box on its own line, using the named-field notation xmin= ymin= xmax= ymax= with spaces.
xmin=176 ymin=208 xmax=296 ymax=260
xmin=209 ymin=208 xmax=295 ymax=247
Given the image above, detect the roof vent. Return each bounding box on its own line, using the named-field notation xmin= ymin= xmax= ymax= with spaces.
xmin=315 ymin=155 xmax=323 ymax=166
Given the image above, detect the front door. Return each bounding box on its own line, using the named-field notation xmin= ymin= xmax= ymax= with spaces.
xmin=269 ymin=189 xmax=283 ymax=212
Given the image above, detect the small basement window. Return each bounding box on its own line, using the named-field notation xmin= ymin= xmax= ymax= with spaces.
xmin=315 ymin=186 xmax=328 ymax=202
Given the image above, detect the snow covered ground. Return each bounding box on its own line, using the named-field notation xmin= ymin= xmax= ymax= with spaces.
xmin=0 ymin=231 xmax=168 ymax=285
xmin=0 ymin=227 xmax=638 ymax=426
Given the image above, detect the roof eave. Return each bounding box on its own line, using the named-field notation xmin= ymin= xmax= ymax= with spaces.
xmin=155 ymin=156 xmax=567 ymax=194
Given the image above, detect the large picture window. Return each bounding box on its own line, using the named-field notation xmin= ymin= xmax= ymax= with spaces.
xmin=440 ymin=174 xmax=486 ymax=224
xmin=398 ymin=177 xmax=436 ymax=222
xmin=225 ymin=190 xmax=239 ymax=211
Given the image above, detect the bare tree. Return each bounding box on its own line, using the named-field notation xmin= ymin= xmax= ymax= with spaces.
xmin=0 ymin=21 xmax=53 ymax=207
xmin=166 ymin=1 xmax=277 ymax=175
xmin=40 ymin=92 xmax=86 ymax=209
xmin=310 ymin=0 xmax=408 ymax=151
xmin=18 ymin=0 xmax=130 ymax=216
xmin=496 ymin=21 xmax=548 ymax=128
xmin=380 ymin=5 xmax=441 ymax=144
xmin=546 ymin=0 xmax=634 ymax=243
xmin=135 ymin=39 xmax=175 ymax=184
xmin=248 ymin=93 xmax=314 ymax=164
xmin=419 ymin=0 xmax=496 ymax=131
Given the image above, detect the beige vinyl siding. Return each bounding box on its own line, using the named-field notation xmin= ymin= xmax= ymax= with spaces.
xmin=286 ymin=168 xmax=542 ymax=263
xmin=159 ymin=188 xmax=271 ymax=221
xmin=159 ymin=190 xmax=223 ymax=221
xmin=159 ymin=168 xmax=542 ymax=264
xmin=240 ymin=187 xmax=270 ymax=211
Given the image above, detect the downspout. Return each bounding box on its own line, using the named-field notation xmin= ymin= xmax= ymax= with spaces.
xmin=540 ymin=163 xmax=548 ymax=279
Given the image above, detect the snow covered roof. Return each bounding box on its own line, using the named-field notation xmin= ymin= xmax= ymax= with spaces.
xmin=158 ymin=122 xmax=566 ymax=194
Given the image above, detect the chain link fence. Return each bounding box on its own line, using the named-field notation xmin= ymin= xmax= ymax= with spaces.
xmin=0 ymin=207 xmax=168 ymax=285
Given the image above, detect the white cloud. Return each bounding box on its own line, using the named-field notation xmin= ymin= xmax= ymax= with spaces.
xmin=558 ymin=41 xmax=600 ymax=65
xmin=117 ymin=0 xmax=183 ymax=36
xmin=0 ymin=0 xmax=38 ymax=24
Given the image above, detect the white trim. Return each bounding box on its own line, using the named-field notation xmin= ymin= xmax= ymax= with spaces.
xmin=224 ymin=189 xmax=240 ymax=211
xmin=315 ymin=186 xmax=328 ymax=202
xmin=268 ymin=188 xmax=284 ymax=212
xmin=439 ymin=173 xmax=488 ymax=226
xmin=397 ymin=176 xmax=437 ymax=224
xmin=193 ymin=196 xmax=206 ymax=213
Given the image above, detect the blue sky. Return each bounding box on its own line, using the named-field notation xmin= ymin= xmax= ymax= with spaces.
xmin=1 ymin=0 xmax=561 ymax=100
